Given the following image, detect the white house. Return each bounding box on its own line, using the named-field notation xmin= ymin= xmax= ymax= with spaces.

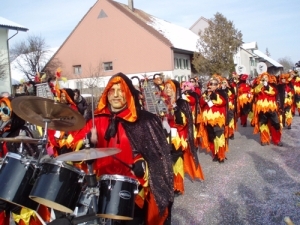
xmin=190 ymin=16 xmax=283 ymax=76
xmin=0 ymin=16 xmax=28 ymax=94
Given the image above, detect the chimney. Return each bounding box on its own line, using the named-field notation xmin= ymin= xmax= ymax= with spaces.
xmin=128 ymin=0 xmax=134 ymax=11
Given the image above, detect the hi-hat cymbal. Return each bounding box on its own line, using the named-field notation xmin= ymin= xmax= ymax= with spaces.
xmin=11 ymin=96 xmax=85 ymax=132
xmin=0 ymin=135 xmax=40 ymax=144
xmin=55 ymin=148 xmax=121 ymax=161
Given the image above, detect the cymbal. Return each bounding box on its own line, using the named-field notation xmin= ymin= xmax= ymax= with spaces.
xmin=55 ymin=148 xmax=121 ymax=161
xmin=0 ymin=135 xmax=40 ymax=144
xmin=11 ymin=96 xmax=85 ymax=132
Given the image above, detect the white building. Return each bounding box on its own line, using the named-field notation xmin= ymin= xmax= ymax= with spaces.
xmin=0 ymin=17 xmax=28 ymax=94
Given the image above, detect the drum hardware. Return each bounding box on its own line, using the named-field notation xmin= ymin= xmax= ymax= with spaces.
xmin=55 ymin=147 xmax=121 ymax=162
xmin=11 ymin=96 xmax=86 ymax=132
xmin=0 ymin=136 xmax=41 ymax=144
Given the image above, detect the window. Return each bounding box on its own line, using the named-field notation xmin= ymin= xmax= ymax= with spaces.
xmin=183 ymin=59 xmax=187 ymax=69
xmin=179 ymin=59 xmax=183 ymax=69
xmin=76 ymin=81 xmax=83 ymax=89
xmin=103 ymin=62 xmax=113 ymax=71
xmin=73 ymin=65 xmax=82 ymax=75
xmin=174 ymin=58 xmax=179 ymax=69
xmin=186 ymin=59 xmax=190 ymax=69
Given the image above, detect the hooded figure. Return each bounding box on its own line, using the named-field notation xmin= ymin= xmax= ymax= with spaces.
xmin=253 ymin=72 xmax=283 ymax=146
xmin=72 ymin=72 xmax=174 ymax=225
xmin=277 ymin=73 xmax=293 ymax=128
xmin=163 ymin=79 xmax=204 ymax=195
xmin=237 ymin=74 xmax=253 ymax=127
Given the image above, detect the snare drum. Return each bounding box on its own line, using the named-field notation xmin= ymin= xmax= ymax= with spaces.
xmin=29 ymin=159 xmax=85 ymax=213
xmin=97 ymin=174 xmax=139 ymax=220
xmin=0 ymin=152 xmax=39 ymax=210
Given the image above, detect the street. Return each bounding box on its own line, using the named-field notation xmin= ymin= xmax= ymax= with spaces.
xmin=172 ymin=117 xmax=300 ymax=225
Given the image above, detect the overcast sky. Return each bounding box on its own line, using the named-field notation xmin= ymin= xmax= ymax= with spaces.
xmin=1 ymin=0 xmax=299 ymax=64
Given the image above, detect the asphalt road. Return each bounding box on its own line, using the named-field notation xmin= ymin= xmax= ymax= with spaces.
xmin=172 ymin=116 xmax=300 ymax=225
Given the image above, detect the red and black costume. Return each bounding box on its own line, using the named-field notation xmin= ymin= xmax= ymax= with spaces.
xmin=291 ymin=71 xmax=300 ymax=116
xmin=277 ymin=74 xmax=293 ymax=129
xmin=253 ymin=73 xmax=283 ymax=146
xmin=199 ymin=79 xmax=228 ymax=162
xmin=72 ymin=73 xmax=174 ymax=225
xmin=237 ymin=74 xmax=253 ymax=127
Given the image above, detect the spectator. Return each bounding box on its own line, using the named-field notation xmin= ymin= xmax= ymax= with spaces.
xmin=73 ymin=89 xmax=88 ymax=118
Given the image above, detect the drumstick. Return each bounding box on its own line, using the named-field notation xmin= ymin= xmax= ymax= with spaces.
xmin=91 ymin=86 xmax=95 ymax=128
xmin=113 ymin=155 xmax=133 ymax=170
xmin=284 ymin=217 xmax=294 ymax=225
xmin=34 ymin=212 xmax=47 ymax=225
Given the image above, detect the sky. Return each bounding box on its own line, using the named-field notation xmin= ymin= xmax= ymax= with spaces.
xmin=1 ymin=0 xmax=299 ymax=64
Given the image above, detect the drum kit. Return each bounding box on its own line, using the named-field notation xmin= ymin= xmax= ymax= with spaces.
xmin=0 ymin=96 xmax=139 ymax=225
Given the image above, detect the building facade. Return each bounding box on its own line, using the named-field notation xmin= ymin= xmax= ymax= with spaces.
xmin=47 ymin=0 xmax=199 ymax=90
xmin=0 ymin=17 xmax=28 ymax=94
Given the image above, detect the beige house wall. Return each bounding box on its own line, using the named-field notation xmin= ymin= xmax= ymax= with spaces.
xmin=54 ymin=0 xmax=173 ymax=82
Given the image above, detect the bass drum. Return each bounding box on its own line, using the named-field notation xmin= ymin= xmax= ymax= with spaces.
xmin=29 ymin=158 xmax=85 ymax=213
xmin=0 ymin=152 xmax=39 ymax=210
xmin=97 ymin=174 xmax=138 ymax=220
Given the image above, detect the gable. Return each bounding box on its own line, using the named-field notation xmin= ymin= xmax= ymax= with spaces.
xmin=51 ymin=0 xmax=174 ymax=79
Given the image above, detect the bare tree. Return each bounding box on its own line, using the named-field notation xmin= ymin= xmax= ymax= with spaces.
xmin=278 ymin=57 xmax=294 ymax=72
xmin=10 ymin=35 xmax=54 ymax=81
xmin=192 ymin=12 xmax=243 ymax=76
xmin=75 ymin=62 xmax=107 ymax=104
xmin=265 ymin=48 xmax=271 ymax=57
xmin=43 ymin=57 xmax=63 ymax=80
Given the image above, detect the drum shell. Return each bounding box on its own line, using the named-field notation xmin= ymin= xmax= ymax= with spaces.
xmin=30 ymin=160 xmax=84 ymax=213
xmin=0 ymin=152 xmax=39 ymax=210
xmin=97 ymin=174 xmax=138 ymax=220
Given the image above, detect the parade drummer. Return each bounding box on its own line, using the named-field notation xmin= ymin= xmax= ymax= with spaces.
xmin=72 ymin=72 xmax=174 ymax=225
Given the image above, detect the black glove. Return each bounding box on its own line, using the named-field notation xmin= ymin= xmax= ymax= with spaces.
xmin=171 ymin=146 xmax=184 ymax=163
xmin=58 ymin=146 xmax=72 ymax=155
xmin=132 ymin=160 xmax=146 ymax=178
xmin=174 ymin=109 xmax=184 ymax=125
xmin=264 ymin=85 xmax=270 ymax=91
xmin=210 ymin=92 xmax=217 ymax=100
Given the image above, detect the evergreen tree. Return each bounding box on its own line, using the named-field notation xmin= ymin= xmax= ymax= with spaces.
xmin=192 ymin=12 xmax=243 ymax=76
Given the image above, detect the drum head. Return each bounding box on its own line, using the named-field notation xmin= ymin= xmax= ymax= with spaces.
xmin=30 ymin=197 xmax=73 ymax=214
xmin=100 ymin=174 xmax=138 ymax=185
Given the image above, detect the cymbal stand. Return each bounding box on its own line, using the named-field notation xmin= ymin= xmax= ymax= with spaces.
xmin=36 ymin=118 xmax=50 ymax=166
xmin=84 ymin=137 xmax=100 ymax=224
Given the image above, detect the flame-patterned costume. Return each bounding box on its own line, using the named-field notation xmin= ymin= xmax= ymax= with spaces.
xmin=189 ymin=78 xmax=202 ymax=97
xmin=220 ymin=77 xmax=236 ymax=140
xmin=47 ymin=88 xmax=79 ymax=157
xmin=71 ymin=73 xmax=174 ymax=225
xmin=181 ymin=81 xmax=201 ymax=146
xmin=163 ymin=80 xmax=204 ymax=195
xmin=199 ymin=78 xmax=227 ymax=162
xmin=277 ymin=74 xmax=293 ymax=128
xmin=291 ymin=71 xmax=300 ymax=116
xmin=253 ymin=72 xmax=283 ymax=146
xmin=237 ymin=74 xmax=253 ymax=127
